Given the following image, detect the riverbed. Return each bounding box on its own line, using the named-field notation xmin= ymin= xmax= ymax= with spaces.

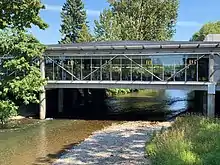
xmin=53 ymin=121 xmax=172 ymax=165
xmin=0 ymin=90 xmax=192 ymax=165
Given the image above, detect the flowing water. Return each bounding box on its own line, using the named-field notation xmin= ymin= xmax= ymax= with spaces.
xmin=0 ymin=90 xmax=193 ymax=165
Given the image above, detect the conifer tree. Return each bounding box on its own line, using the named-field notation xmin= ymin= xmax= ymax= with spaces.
xmin=59 ymin=0 xmax=87 ymax=44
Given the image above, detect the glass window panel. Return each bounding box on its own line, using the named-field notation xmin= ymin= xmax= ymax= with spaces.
xmin=160 ymin=55 xmax=186 ymax=81
xmin=173 ymin=56 xmax=185 ymax=81
xmin=50 ymin=57 xmax=62 ymax=80
xmin=152 ymin=57 xmax=163 ymax=81
xmin=102 ymin=57 xmax=111 ymax=81
xmin=122 ymin=57 xmax=131 ymax=81
xmin=45 ymin=58 xmax=53 ymax=80
xmin=92 ymin=58 xmax=100 ymax=81
xmin=132 ymin=56 xmax=142 ymax=81
xmin=112 ymin=57 xmax=121 ymax=81
xmin=187 ymin=57 xmax=197 ymax=81
xmin=198 ymin=57 xmax=209 ymax=81
xmin=64 ymin=57 xmax=81 ymax=80
xmin=142 ymin=56 xmax=153 ymax=81
xmin=63 ymin=58 xmax=71 ymax=80
xmin=82 ymin=57 xmax=91 ymax=81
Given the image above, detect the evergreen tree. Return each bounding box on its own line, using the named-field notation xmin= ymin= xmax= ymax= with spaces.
xmin=59 ymin=0 xmax=87 ymax=44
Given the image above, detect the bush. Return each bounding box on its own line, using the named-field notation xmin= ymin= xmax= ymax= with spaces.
xmin=146 ymin=115 xmax=220 ymax=165
xmin=0 ymin=100 xmax=18 ymax=125
xmin=107 ymin=88 xmax=131 ymax=96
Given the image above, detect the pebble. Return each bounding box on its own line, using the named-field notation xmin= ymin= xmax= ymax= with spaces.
xmin=53 ymin=121 xmax=172 ymax=165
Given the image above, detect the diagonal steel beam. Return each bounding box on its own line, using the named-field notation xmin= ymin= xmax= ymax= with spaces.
xmin=123 ymin=54 xmax=163 ymax=81
xmin=166 ymin=54 xmax=206 ymax=81
xmin=82 ymin=55 xmax=119 ymax=80
xmin=46 ymin=56 xmax=80 ymax=81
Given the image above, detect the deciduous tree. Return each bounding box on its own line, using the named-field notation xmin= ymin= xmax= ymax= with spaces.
xmin=0 ymin=0 xmax=47 ymax=124
xmin=76 ymin=24 xmax=94 ymax=42
xmin=94 ymin=0 xmax=179 ymax=41
xmin=0 ymin=0 xmax=48 ymax=30
xmin=191 ymin=21 xmax=220 ymax=41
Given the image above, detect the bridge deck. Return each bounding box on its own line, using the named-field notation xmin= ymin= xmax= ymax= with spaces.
xmin=46 ymin=80 xmax=220 ymax=91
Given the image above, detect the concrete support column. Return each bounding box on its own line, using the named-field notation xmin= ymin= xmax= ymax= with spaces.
xmin=203 ymin=91 xmax=207 ymax=115
xmin=207 ymin=83 xmax=215 ymax=117
xmin=72 ymin=89 xmax=78 ymax=108
xmin=58 ymin=89 xmax=64 ymax=113
xmin=207 ymin=54 xmax=215 ymax=117
xmin=40 ymin=58 xmax=46 ymax=120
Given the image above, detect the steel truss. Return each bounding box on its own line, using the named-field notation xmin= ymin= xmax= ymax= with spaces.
xmin=45 ymin=53 xmax=212 ymax=82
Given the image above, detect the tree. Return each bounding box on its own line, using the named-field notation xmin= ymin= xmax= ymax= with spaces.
xmin=59 ymin=0 xmax=87 ymax=44
xmin=0 ymin=0 xmax=48 ymax=30
xmin=76 ymin=24 xmax=94 ymax=42
xmin=94 ymin=9 xmax=121 ymax=41
xmin=94 ymin=0 xmax=179 ymax=41
xmin=0 ymin=1 xmax=47 ymax=124
xmin=191 ymin=21 xmax=220 ymax=41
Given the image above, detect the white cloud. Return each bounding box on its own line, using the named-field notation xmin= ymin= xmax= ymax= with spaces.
xmin=44 ymin=4 xmax=62 ymax=12
xmin=44 ymin=4 xmax=100 ymax=17
xmin=176 ymin=21 xmax=202 ymax=27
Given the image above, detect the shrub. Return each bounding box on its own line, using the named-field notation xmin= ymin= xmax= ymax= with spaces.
xmin=0 ymin=100 xmax=18 ymax=125
xmin=146 ymin=115 xmax=220 ymax=165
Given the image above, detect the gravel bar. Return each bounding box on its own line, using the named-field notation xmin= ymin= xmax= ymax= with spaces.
xmin=53 ymin=121 xmax=172 ymax=165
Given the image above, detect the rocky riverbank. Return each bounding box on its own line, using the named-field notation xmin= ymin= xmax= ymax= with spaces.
xmin=53 ymin=121 xmax=172 ymax=165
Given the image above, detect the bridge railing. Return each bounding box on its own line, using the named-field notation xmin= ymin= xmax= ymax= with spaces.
xmin=44 ymin=54 xmax=209 ymax=82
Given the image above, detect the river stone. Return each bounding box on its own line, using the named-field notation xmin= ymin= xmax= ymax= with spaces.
xmin=53 ymin=121 xmax=171 ymax=165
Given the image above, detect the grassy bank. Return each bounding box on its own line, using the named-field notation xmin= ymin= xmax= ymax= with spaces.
xmin=106 ymin=88 xmax=158 ymax=97
xmin=146 ymin=115 xmax=220 ymax=165
xmin=106 ymin=88 xmax=132 ymax=96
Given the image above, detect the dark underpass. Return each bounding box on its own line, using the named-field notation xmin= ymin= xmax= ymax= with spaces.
xmin=45 ymin=88 xmax=195 ymax=121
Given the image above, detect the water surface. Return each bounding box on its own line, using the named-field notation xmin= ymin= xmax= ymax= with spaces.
xmin=0 ymin=89 xmax=192 ymax=165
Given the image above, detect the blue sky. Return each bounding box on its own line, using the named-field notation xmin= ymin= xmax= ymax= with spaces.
xmin=32 ymin=0 xmax=220 ymax=44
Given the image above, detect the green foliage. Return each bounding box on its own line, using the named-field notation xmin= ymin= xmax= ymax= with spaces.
xmin=59 ymin=0 xmax=87 ymax=44
xmin=94 ymin=0 xmax=179 ymax=41
xmin=146 ymin=115 xmax=220 ymax=165
xmin=0 ymin=100 xmax=17 ymax=125
xmin=0 ymin=0 xmax=48 ymax=30
xmin=76 ymin=24 xmax=94 ymax=43
xmin=191 ymin=21 xmax=220 ymax=41
xmin=94 ymin=9 xmax=121 ymax=41
xmin=107 ymin=88 xmax=131 ymax=96
xmin=0 ymin=29 xmax=46 ymax=105
xmin=0 ymin=1 xmax=47 ymax=124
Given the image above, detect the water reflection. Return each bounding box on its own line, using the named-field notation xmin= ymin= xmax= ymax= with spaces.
xmin=107 ymin=90 xmax=192 ymax=116
xmin=165 ymin=90 xmax=192 ymax=100
xmin=0 ymin=120 xmax=114 ymax=165
xmin=0 ymin=89 xmax=192 ymax=165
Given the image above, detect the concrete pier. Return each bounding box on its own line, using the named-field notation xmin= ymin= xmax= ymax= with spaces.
xmin=58 ymin=89 xmax=64 ymax=113
xmin=40 ymin=58 xmax=46 ymax=120
xmin=207 ymin=53 xmax=216 ymax=117
xmin=207 ymin=83 xmax=215 ymax=117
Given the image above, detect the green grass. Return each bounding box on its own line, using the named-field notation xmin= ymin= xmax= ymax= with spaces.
xmin=146 ymin=115 xmax=220 ymax=165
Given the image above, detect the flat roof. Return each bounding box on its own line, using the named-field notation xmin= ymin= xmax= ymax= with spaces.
xmin=46 ymin=40 xmax=220 ymax=51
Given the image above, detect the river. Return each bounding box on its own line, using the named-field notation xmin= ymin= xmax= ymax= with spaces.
xmin=0 ymin=90 xmax=193 ymax=165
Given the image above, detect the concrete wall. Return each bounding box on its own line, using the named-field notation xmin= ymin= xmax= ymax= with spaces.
xmin=204 ymin=34 xmax=220 ymax=41
xmin=204 ymin=34 xmax=220 ymax=83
